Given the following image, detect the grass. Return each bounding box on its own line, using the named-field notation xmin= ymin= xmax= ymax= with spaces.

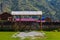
xmin=0 ymin=32 xmax=60 ymax=40
xmin=0 ymin=32 xmax=19 ymax=40
xmin=45 ymin=32 xmax=60 ymax=40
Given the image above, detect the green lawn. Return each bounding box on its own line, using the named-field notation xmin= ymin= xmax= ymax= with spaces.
xmin=0 ymin=32 xmax=19 ymax=40
xmin=0 ymin=32 xmax=60 ymax=40
xmin=45 ymin=32 xmax=60 ymax=40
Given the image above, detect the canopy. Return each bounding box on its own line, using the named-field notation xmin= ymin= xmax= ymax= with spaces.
xmin=11 ymin=11 xmax=42 ymax=15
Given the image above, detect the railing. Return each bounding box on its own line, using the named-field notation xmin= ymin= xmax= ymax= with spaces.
xmin=0 ymin=20 xmax=60 ymax=31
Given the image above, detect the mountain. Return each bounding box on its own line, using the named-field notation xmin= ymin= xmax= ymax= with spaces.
xmin=0 ymin=0 xmax=60 ymax=21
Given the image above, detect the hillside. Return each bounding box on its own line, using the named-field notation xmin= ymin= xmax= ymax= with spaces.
xmin=0 ymin=0 xmax=60 ymax=21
